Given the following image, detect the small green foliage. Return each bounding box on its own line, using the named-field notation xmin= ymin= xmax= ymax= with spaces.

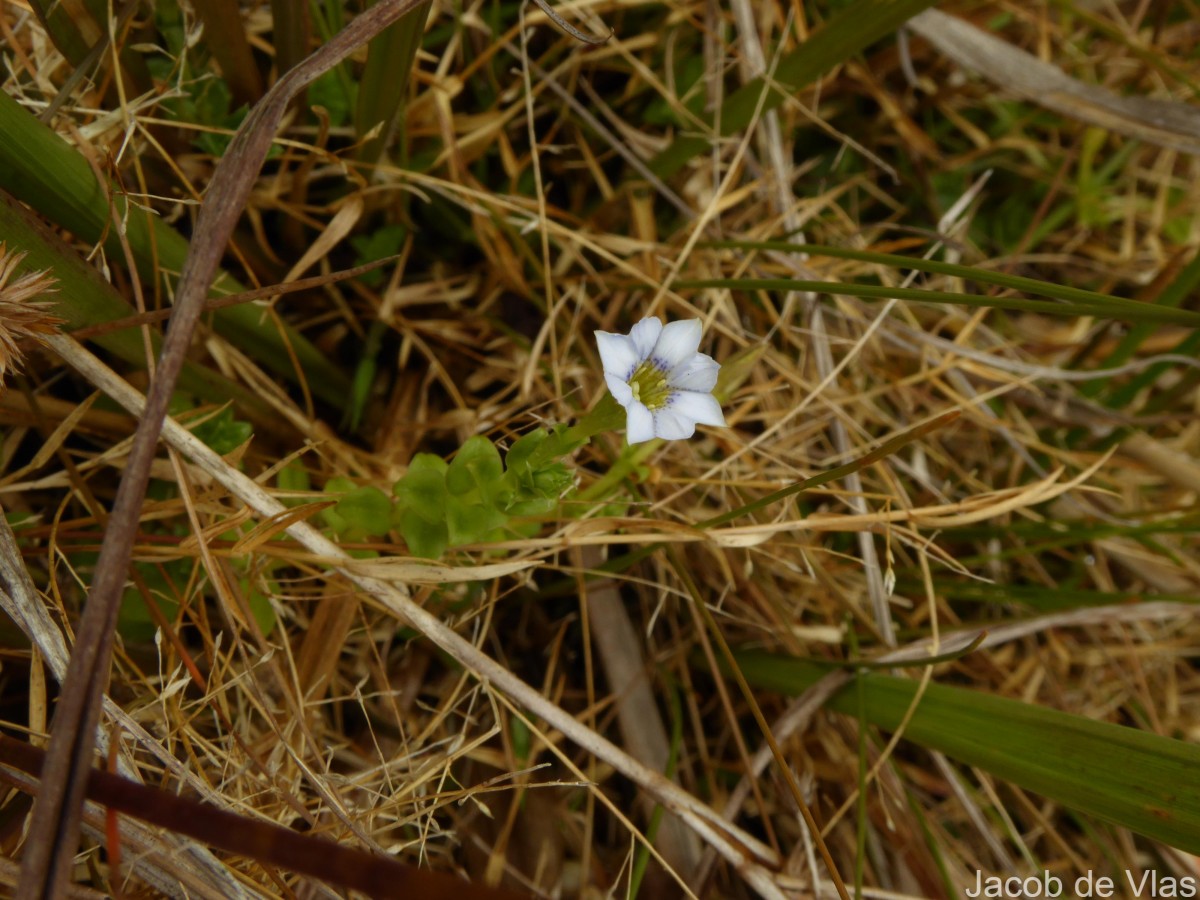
xmin=192 ymin=407 xmax=253 ymax=456
xmin=394 ymin=454 xmax=451 ymax=558
xmin=446 ymin=497 xmax=507 ymax=546
xmin=447 ymin=436 xmax=504 ymax=499
xmin=499 ymin=428 xmax=575 ymax=517
xmin=395 ymin=454 xmax=449 ymax=522
xmin=350 ymin=225 xmax=407 ymax=288
xmin=119 ymin=561 xmax=185 ymax=644
xmin=334 ymin=486 xmax=393 ymax=537
xmin=398 ymin=507 xmax=449 ymax=559
xmin=309 ymin=70 xmax=356 ymax=126
xmin=389 ymin=430 xmax=576 ymax=558
xmin=510 ymin=714 xmax=532 ymax=764
xmin=147 ymin=4 xmax=266 ymax=158
xmin=242 ymin=575 xmax=279 ymax=636
xmin=643 ymin=53 xmax=706 ymax=126
xmin=276 ymin=462 xmax=311 ymax=506
xmin=322 ymin=476 xmax=393 ymax=541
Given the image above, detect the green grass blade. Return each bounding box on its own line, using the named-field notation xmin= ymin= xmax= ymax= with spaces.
xmin=735 ymin=651 xmax=1200 ymax=854
xmin=0 ymin=89 xmax=351 ymax=406
xmin=704 ymin=240 xmax=1156 ymax=311
xmin=1090 ymin=249 xmax=1200 ymax=404
xmin=355 ymin=0 xmax=431 ymax=165
xmin=678 ymin=278 xmax=1200 ymax=326
xmin=648 ymin=0 xmax=941 ymax=180
xmin=0 ymin=190 xmax=272 ymax=422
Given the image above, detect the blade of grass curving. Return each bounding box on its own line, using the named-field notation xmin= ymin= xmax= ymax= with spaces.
xmin=355 ymin=0 xmax=432 ymax=165
xmin=703 ymin=240 xmax=1164 ymax=311
xmin=0 ymin=89 xmax=351 ymax=406
xmin=734 ymin=651 xmax=1200 ymax=855
xmin=17 ymin=2 xmax=429 ymax=895
xmin=649 ymin=0 xmax=941 ymax=180
xmin=0 ymin=190 xmax=272 ymax=422
xmin=678 ymin=277 xmax=1200 ymax=326
xmin=1089 ymin=248 xmax=1200 ymax=406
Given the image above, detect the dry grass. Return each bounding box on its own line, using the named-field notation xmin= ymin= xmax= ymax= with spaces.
xmin=2 ymin=1 xmax=1200 ymax=897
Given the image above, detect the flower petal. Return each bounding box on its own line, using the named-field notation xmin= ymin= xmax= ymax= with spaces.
xmin=625 ymin=401 xmax=655 ymax=444
xmin=595 ymin=331 xmax=640 ymax=379
xmin=650 ymin=319 xmax=702 ymax=371
xmin=605 ymin=372 xmax=633 ymax=406
xmin=668 ymin=353 xmax=719 ymax=392
xmin=652 ymin=408 xmax=697 ymax=441
xmin=669 ymin=390 xmax=726 ymax=427
xmin=627 ymin=317 xmax=662 ymax=361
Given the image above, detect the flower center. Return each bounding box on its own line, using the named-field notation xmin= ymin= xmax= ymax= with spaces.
xmin=628 ymin=361 xmax=672 ymax=411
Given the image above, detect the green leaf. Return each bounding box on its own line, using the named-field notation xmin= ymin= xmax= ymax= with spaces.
xmin=505 ymin=429 xmax=550 ymax=474
xmin=118 ymin=561 xmax=184 ymax=644
xmin=531 ymin=463 xmax=572 ymax=498
xmin=276 ymin=462 xmax=311 ymax=506
xmin=399 ymin=507 xmax=448 ymax=559
xmin=446 ymin=436 xmax=504 ymax=498
xmin=506 ymin=497 xmax=556 ymax=517
xmin=244 ymin=578 xmax=279 ymax=636
xmin=191 ymin=407 xmax=253 ymax=456
xmin=735 ymin=651 xmax=1200 ymax=855
xmin=394 ymin=454 xmax=449 ymax=524
xmin=350 ymin=225 xmax=408 ymax=288
xmin=354 ymin=0 xmax=432 ymax=165
xmin=446 ymin=496 xmax=508 ymax=546
xmin=309 ymin=69 xmax=356 ymax=126
xmin=333 ymin=486 xmax=393 ymax=538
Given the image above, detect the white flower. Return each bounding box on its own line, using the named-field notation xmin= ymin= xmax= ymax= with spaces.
xmin=595 ymin=317 xmax=726 ymax=444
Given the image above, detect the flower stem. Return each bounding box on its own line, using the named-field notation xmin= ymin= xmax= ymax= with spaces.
xmin=563 ymin=391 xmax=624 ymax=443
xmin=524 ymin=392 xmax=624 ymax=470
